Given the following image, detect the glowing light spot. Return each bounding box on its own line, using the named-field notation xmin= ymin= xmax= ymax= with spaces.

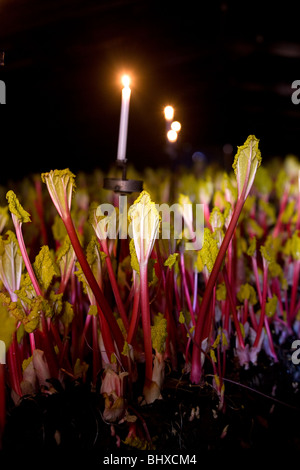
xmin=121 ymin=75 xmax=131 ymax=88
xmin=164 ymin=106 xmax=174 ymax=121
xmin=171 ymin=121 xmax=181 ymax=132
xmin=167 ymin=129 xmax=178 ymax=142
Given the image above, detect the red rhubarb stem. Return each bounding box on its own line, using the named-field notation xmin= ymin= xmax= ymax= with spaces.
xmin=191 ymin=196 xmax=246 ymax=383
xmin=100 ymin=239 xmax=129 ymax=330
xmin=127 ymin=278 xmax=141 ymax=345
xmin=180 ymin=251 xmax=196 ymax=326
xmin=63 ymin=213 xmax=125 ymax=363
xmin=140 ymin=263 xmax=153 ymax=386
xmin=253 ymin=260 xmax=268 ymax=348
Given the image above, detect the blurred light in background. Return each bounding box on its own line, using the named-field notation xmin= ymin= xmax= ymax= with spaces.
xmin=171 ymin=120 xmax=181 ymax=132
xmin=167 ymin=129 xmax=178 ymax=142
xmin=164 ymin=105 xmax=174 ymax=121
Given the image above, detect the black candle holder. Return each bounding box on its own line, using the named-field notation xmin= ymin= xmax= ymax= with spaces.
xmin=103 ymin=159 xmax=143 ymax=194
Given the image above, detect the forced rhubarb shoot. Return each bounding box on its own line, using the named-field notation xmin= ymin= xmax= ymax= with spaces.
xmin=191 ymin=135 xmax=262 ymax=384
xmin=41 ymin=169 xmax=125 ymax=365
xmin=128 ymin=190 xmax=160 ymax=400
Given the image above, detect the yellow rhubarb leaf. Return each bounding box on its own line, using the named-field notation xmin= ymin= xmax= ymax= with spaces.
xmin=60 ymin=301 xmax=74 ymax=325
xmin=33 ymin=246 xmax=59 ymax=292
xmin=291 ymin=231 xmax=300 ymax=261
xmin=6 ymin=190 xmax=31 ymax=224
xmin=265 ymin=295 xmax=278 ymax=318
xmin=209 ymin=207 xmax=225 ymax=232
xmin=232 ymin=135 xmax=262 ymax=200
xmin=237 ymin=283 xmax=257 ymax=305
xmin=129 ymin=238 xmax=140 ymax=274
xmin=198 ymin=228 xmax=219 ymax=273
xmin=41 ymin=169 xmax=76 ymax=219
xmin=247 ymin=236 xmax=257 ymax=257
xmin=0 ymin=230 xmax=23 ymax=299
xmin=216 ymin=282 xmax=227 ymax=301
xmin=164 ymin=253 xmax=179 ymax=269
xmin=151 ymin=312 xmax=168 ymax=354
xmin=128 ymin=191 xmax=160 ymax=266
xmin=0 ymin=301 xmax=16 ymax=349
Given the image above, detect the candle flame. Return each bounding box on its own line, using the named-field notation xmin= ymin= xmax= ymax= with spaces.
xmin=167 ymin=129 xmax=178 ymax=142
xmin=164 ymin=106 xmax=174 ymax=121
xmin=171 ymin=121 xmax=181 ymax=132
xmin=122 ymin=75 xmax=131 ymax=88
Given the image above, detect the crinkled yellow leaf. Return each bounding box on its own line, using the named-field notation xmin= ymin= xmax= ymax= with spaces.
xmin=195 ymin=250 xmax=204 ymax=272
xmin=34 ymin=245 xmax=59 ymax=292
xmin=216 ymin=283 xmax=227 ymax=301
xmin=6 ymin=190 xmax=31 ymax=223
xmin=128 ymin=191 xmax=160 ymax=266
xmin=151 ymin=312 xmax=168 ymax=353
xmin=237 ymin=283 xmax=257 ymax=305
xmin=291 ymin=231 xmax=300 ymax=261
xmin=129 ymin=238 xmax=140 ymax=274
xmin=222 ymin=331 xmax=228 ymax=347
xmin=164 ymin=253 xmax=179 ymax=269
xmin=121 ymin=340 xmax=130 ymax=357
xmin=212 ymin=333 xmax=221 ymax=349
xmin=247 ymin=237 xmax=257 ymax=257
xmin=198 ymin=228 xmax=219 ymax=273
xmin=56 ymin=235 xmax=76 ymax=282
xmin=232 ymin=135 xmax=262 ymax=200
xmin=209 ymin=207 xmax=225 ymax=232
xmin=23 ymin=297 xmax=43 ymax=333
xmin=22 ymin=356 xmax=33 ymax=372
xmin=0 ymin=293 xmax=24 ymax=322
xmin=0 ymin=301 xmax=16 ymax=349
xmin=60 ymin=301 xmax=74 ymax=325
xmin=41 ymin=169 xmax=76 ymax=219
xmin=52 ymin=215 xmax=67 ymax=243
xmin=260 ymin=245 xmax=273 ymax=264
xmin=87 ymin=304 xmax=98 ymax=316
xmin=281 ymin=200 xmax=295 ymax=225
xmin=179 ymin=311 xmax=185 ymax=324
xmin=265 ymin=295 xmax=278 ymax=318
xmin=0 ymin=230 xmax=23 ymax=298
xmin=210 ymin=349 xmax=217 ymax=363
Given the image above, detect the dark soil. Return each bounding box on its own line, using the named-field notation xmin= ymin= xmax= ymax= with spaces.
xmin=1 ymin=345 xmax=300 ymax=465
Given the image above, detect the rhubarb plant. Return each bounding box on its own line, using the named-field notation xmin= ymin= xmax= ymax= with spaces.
xmin=128 ymin=190 xmax=161 ymax=402
xmin=2 ymin=141 xmax=300 ymax=449
xmin=191 ymin=135 xmax=262 ymax=384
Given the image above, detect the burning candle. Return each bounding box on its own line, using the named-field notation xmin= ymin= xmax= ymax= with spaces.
xmin=164 ymin=105 xmax=174 ymax=121
xmin=117 ymin=75 xmax=131 ymax=162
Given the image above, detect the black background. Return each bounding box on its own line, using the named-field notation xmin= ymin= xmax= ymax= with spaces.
xmin=1 ymin=0 xmax=300 ymax=184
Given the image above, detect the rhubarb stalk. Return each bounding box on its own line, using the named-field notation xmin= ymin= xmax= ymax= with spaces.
xmin=191 ymin=135 xmax=262 ymax=384
xmin=128 ymin=191 xmax=160 ymax=392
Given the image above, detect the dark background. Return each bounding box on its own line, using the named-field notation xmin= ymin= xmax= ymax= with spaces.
xmin=0 ymin=0 xmax=300 ymax=184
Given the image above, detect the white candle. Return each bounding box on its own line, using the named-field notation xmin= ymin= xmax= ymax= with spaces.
xmin=117 ymin=75 xmax=131 ymax=161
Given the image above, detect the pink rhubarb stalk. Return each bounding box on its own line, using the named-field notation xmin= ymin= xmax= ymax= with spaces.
xmin=128 ymin=191 xmax=160 ymax=390
xmin=41 ymin=170 xmax=126 ymax=365
xmin=191 ymin=135 xmax=262 ymax=384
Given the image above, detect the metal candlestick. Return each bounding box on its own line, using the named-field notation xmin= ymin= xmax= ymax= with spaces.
xmin=103 ymin=159 xmax=143 ymax=194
